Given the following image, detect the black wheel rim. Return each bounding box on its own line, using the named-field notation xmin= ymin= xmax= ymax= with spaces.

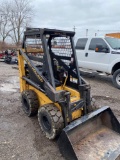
xmin=116 ymin=73 xmax=120 ymax=86
xmin=41 ymin=114 xmax=51 ymax=132
xmin=23 ymin=97 xmax=29 ymax=112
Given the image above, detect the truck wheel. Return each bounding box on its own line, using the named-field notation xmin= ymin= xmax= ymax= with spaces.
xmin=113 ymin=69 xmax=120 ymax=89
xmin=21 ymin=90 xmax=39 ymax=116
xmin=38 ymin=104 xmax=64 ymax=140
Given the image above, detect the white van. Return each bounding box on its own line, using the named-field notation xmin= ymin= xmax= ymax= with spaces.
xmin=76 ymin=37 xmax=120 ymax=89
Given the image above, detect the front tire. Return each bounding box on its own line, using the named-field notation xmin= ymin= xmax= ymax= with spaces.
xmin=112 ymin=69 xmax=120 ymax=89
xmin=38 ymin=104 xmax=64 ymax=140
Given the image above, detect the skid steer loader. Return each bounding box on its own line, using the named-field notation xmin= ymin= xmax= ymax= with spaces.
xmin=18 ymin=28 xmax=120 ymax=160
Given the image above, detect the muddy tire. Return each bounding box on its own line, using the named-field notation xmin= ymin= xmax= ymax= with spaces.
xmin=21 ymin=90 xmax=39 ymax=117
xmin=87 ymin=97 xmax=98 ymax=113
xmin=112 ymin=69 xmax=120 ymax=89
xmin=38 ymin=104 xmax=64 ymax=140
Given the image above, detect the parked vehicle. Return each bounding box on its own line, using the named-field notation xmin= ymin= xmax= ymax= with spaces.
xmin=4 ymin=49 xmax=18 ymax=64
xmin=76 ymin=37 xmax=120 ymax=89
xmin=0 ymin=52 xmax=5 ymax=59
xmin=4 ymin=50 xmax=12 ymax=63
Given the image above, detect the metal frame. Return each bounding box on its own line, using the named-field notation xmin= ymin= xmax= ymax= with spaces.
xmin=20 ymin=28 xmax=91 ymax=126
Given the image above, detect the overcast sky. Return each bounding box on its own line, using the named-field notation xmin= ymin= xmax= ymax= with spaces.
xmin=32 ymin=0 xmax=120 ymax=39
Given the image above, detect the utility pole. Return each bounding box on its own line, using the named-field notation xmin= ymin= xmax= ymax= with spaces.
xmin=73 ymin=26 xmax=76 ymax=40
xmin=86 ymin=29 xmax=88 ymax=37
xmin=73 ymin=26 xmax=76 ymax=32
xmin=97 ymin=30 xmax=99 ymax=36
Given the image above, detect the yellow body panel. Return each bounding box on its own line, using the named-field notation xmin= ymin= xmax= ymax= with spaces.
xmin=56 ymin=86 xmax=82 ymax=119
xmin=56 ymin=86 xmax=80 ymax=101
xmin=18 ymin=54 xmax=28 ymax=92
xmin=29 ymin=85 xmax=53 ymax=106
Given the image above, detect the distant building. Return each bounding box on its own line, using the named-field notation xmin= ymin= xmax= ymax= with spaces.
xmin=105 ymin=33 xmax=120 ymax=39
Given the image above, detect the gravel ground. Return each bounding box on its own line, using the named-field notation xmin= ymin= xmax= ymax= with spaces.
xmin=0 ymin=62 xmax=120 ymax=160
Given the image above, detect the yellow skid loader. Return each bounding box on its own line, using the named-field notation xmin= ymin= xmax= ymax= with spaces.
xmin=18 ymin=28 xmax=120 ymax=160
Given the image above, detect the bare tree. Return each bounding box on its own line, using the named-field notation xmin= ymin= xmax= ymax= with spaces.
xmin=0 ymin=2 xmax=13 ymax=42
xmin=9 ymin=0 xmax=33 ymax=45
xmin=0 ymin=0 xmax=33 ymax=45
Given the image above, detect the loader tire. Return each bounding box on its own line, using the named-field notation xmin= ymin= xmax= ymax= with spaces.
xmin=21 ymin=90 xmax=39 ymax=117
xmin=38 ymin=104 xmax=64 ymax=140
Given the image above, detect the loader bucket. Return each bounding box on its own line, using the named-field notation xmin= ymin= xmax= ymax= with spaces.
xmin=58 ymin=106 xmax=120 ymax=160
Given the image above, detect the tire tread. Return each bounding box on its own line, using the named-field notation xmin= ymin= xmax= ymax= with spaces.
xmin=38 ymin=104 xmax=64 ymax=139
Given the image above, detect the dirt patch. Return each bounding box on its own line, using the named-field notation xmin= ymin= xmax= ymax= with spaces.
xmin=0 ymin=76 xmax=19 ymax=92
xmin=0 ymin=62 xmax=120 ymax=160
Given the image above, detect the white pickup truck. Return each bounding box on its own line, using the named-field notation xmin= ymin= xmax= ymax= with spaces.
xmin=76 ymin=37 xmax=120 ymax=89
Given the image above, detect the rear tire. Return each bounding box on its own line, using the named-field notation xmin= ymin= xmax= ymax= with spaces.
xmin=112 ymin=69 xmax=120 ymax=89
xmin=38 ymin=104 xmax=64 ymax=140
xmin=21 ymin=90 xmax=39 ymax=117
